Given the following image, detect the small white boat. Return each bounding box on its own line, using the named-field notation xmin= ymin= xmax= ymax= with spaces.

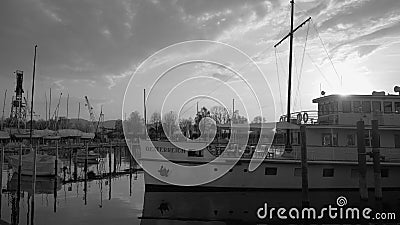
xmin=7 ymin=152 xmax=63 ymax=176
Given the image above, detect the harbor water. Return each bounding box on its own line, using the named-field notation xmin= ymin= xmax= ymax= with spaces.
xmin=0 ymin=146 xmax=399 ymax=224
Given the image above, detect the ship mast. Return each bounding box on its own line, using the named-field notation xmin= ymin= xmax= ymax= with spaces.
xmin=274 ymin=0 xmax=310 ymax=150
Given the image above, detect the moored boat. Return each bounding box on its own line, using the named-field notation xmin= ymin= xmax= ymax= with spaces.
xmin=7 ymin=151 xmax=63 ymax=176
xmin=138 ymin=90 xmax=400 ymax=190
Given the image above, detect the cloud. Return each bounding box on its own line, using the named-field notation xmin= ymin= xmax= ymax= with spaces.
xmin=2 ymin=0 xmax=400 ymax=119
xmin=355 ymin=44 xmax=381 ymax=58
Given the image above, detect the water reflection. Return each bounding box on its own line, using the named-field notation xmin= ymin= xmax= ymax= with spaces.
xmin=0 ymin=146 xmax=399 ymax=224
xmin=0 ymin=147 xmax=143 ymax=225
xmin=141 ymin=190 xmax=400 ymax=224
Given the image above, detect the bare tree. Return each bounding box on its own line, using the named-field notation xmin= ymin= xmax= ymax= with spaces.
xmin=179 ymin=117 xmax=193 ymax=138
xmin=251 ymin=116 xmax=266 ymax=124
xmin=210 ymin=106 xmax=230 ymax=124
xmin=232 ymin=110 xmax=248 ymax=124
xmin=150 ymin=112 xmax=161 ymax=124
xmin=162 ymin=111 xmax=178 ymax=137
xmin=123 ymin=111 xmax=144 ymax=138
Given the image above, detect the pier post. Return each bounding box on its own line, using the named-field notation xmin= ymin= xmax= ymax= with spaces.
xmin=113 ymin=143 xmax=116 ymax=174
xmin=31 ymin=144 xmax=37 ymax=225
xmin=73 ymin=149 xmax=77 ymax=181
xmin=300 ymin=125 xmax=309 ymax=207
xmin=371 ymin=120 xmax=382 ymax=200
xmin=55 ymin=141 xmax=58 ymax=176
xmin=17 ymin=143 xmax=22 ymax=205
xmin=0 ymin=144 xmax=3 ymax=218
xmin=108 ymin=143 xmax=112 ymax=200
xmin=84 ymin=141 xmax=88 ymax=205
xmin=357 ymin=120 xmax=368 ymax=201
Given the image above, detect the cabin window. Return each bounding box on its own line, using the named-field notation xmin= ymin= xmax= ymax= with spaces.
xmin=294 ymin=168 xmax=301 ymax=177
xmin=265 ymin=167 xmax=277 ymax=175
xmin=342 ymin=101 xmax=351 ymax=113
xmin=322 ymin=133 xmax=337 ymax=146
xmin=353 ymin=101 xmax=361 ymax=113
xmin=332 ymin=133 xmax=338 ymax=146
xmin=394 ymin=134 xmax=400 ymax=148
xmin=372 ymin=101 xmax=381 ymax=112
xmin=364 ymin=131 xmax=380 ymax=147
xmin=188 ymin=150 xmax=203 ymax=157
xmin=347 ymin=134 xmax=355 ymax=146
xmin=364 ymin=131 xmax=372 ymax=147
xmin=395 ymin=102 xmax=400 ymax=113
xmin=322 ymin=168 xmax=334 ymax=177
xmin=381 ymin=168 xmax=389 ymax=178
xmin=362 ymin=101 xmax=371 ymax=113
xmin=384 ymin=101 xmax=392 ymax=113
xmin=322 ymin=134 xmax=332 ymax=146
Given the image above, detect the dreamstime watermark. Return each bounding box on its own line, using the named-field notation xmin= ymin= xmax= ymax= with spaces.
xmin=122 ymin=40 xmax=276 ymax=186
xmin=257 ymin=196 xmax=396 ymax=221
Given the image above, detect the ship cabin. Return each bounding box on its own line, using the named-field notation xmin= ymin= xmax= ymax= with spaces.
xmin=213 ymin=89 xmax=400 ymax=162
xmin=276 ymin=90 xmax=400 ymax=161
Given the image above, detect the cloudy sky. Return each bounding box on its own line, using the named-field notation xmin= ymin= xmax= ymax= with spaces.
xmin=1 ymin=0 xmax=400 ymax=122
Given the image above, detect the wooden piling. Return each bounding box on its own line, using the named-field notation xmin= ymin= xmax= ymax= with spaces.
xmin=108 ymin=143 xmax=112 ymax=200
xmin=300 ymin=125 xmax=309 ymax=207
xmin=0 ymin=144 xmax=4 ymax=217
xmin=84 ymin=141 xmax=88 ymax=205
xmin=73 ymin=149 xmax=78 ymax=181
xmin=113 ymin=144 xmax=116 ymax=174
xmin=357 ymin=120 xmax=368 ymax=200
xmin=371 ymin=120 xmax=382 ymax=200
xmin=55 ymin=141 xmax=58 ymax=176
xmin=17 ymin=143 xmax=22 ymax=205
xmin=31 ymin=144 xmax=37 ymax=225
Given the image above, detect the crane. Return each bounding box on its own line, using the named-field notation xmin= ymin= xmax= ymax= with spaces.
xmin=84 ymin=96 xmax=98 ymax=133
xmin=96 ymin=105 xmax=104 ymax=133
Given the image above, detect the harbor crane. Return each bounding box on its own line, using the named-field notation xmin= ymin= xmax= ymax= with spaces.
xmin=84 ymin=96 xmax=104 ymax=134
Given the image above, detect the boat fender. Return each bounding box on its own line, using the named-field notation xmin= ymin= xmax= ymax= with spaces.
xmin=303 ymin=112 xmax=309 ymax=123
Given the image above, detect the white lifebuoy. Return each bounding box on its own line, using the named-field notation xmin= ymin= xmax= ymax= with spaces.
xmin=279 ymin=116 xmax=284 ymax=122
xmin=297 ymin=113 xmax=302 ymax=123
xmin=303 ymin=112 xmax=309 ymax=123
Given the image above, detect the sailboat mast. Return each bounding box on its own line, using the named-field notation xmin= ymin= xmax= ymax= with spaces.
xmin=275 ymin=0 xmax=310 ymax=149
xmin=286 ymin=0 xmax=295 ymax=148
xmin=287 ymin=0 xmax=294 ymax=124
xmin=29 ymin=45 xmax=37 ymax=145
xmin=1 ymin=90 xmax=6 ymax=130
xmin=78 ymin=102 xmax=80 ymax=121
xmin=49 ymin=88 xmax=52 ymax=128
xmin=45 ymin=92 xmax=48 ymax=122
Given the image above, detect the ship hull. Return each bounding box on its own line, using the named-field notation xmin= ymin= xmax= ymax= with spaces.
xmin=138 ymin=139 xmax=400 ymax=190
xmin=143 ymin=159 xmax=400 ymax=190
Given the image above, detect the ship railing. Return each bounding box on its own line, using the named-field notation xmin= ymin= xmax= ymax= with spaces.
xmin=279 ymin=145 xmax=400 ymax=162
xmin=216 ymin=144 xmax=286 ymax=159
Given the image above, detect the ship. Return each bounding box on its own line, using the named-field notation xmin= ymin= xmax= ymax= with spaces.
xmin=133 ymin=0 xmax=400 ymax=190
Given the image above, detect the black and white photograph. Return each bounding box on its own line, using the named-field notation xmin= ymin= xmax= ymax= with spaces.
xmin=0 ymin=0 xmax=400 ymax=224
